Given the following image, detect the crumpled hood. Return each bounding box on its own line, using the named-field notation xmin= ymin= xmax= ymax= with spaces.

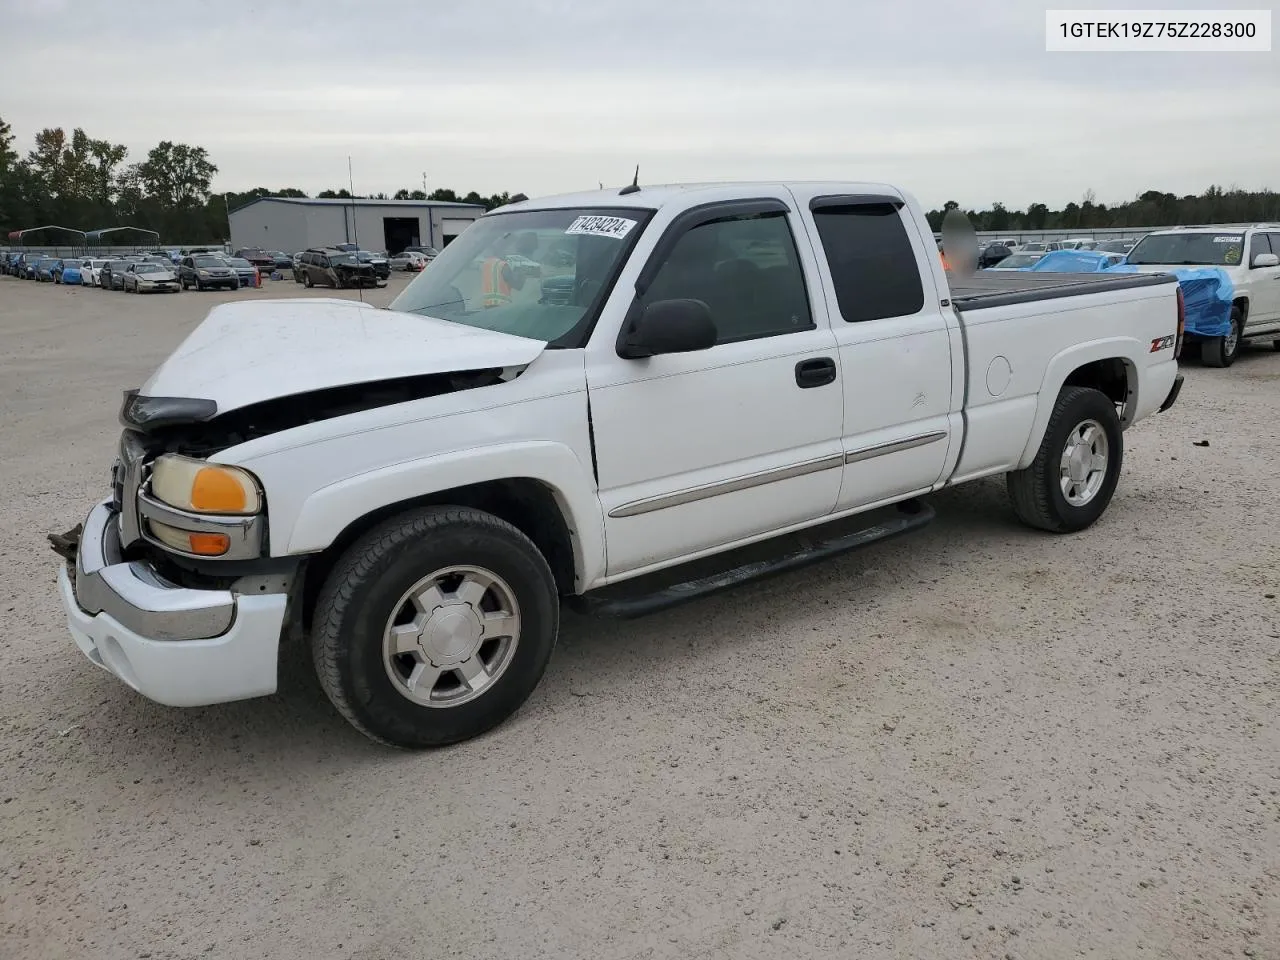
xmin=140 ymin=298 xmax=546 ymax=414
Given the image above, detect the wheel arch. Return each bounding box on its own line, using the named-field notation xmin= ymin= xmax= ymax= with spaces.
xmin=278 ymin=443 xmax=606 ymax=618
xmin=1016 ymin=340 xmax=1141 ymax=470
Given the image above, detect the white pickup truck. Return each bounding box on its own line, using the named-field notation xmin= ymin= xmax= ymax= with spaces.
xmin=1123 ymin=224 xmax=1280 ymax=366
xmin=52 ymin=181 xmax=1186 ymax=748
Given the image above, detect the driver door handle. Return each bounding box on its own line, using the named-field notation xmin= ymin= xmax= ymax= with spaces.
xmin=795 ymin=357 xmax=837 ymax=388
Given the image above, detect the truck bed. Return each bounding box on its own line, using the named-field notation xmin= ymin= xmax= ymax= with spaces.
xmin=949 ymin=271 xmax=1177 ymax=311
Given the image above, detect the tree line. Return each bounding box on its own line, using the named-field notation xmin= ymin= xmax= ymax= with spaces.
xmin=926 ymin=186 xmax=1280 ymax=234
xmin=4 ymin=116 xmax=1279 ymax=244
xmin=0 ymin=117 xmax=519 ymax=245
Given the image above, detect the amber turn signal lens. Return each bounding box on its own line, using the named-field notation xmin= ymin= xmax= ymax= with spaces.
xmin=187 ymin=533 xmax=232 ymax=556
xmin=191 ymin=467 xmax=248 ymax=513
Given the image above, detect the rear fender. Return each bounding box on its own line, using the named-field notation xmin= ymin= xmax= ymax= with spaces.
xmin=1015 ymin=338 xmax=1144 ymax=470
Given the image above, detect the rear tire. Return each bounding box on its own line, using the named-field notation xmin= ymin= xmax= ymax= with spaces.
xmin=1006 ymin=386 xmax=1123 ymax=534
xmin=1203 ymin=307 xmax=1243 ymax=367
xmin=311 ymin=506 xmax=559 ymax=748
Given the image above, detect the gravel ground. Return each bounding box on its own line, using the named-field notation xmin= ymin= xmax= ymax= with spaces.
xmin=2 ymin=273 xmax=1279 ymax=960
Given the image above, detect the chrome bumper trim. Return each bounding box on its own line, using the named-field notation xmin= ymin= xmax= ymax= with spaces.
xmin=136 ymin=490 xmax=264 ymax=561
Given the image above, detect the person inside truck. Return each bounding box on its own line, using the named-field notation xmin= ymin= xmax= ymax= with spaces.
xmin=479 ymin=232 xmax=540 ymax=308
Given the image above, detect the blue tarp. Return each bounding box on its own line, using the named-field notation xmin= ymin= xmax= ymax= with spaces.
xmin=1029 ymin=249 xmax=1119 ymax=273
xmin=1104 ymin=263 xmax=1234 ymax=338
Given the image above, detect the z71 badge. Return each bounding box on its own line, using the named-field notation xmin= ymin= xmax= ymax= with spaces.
xmin=1150 ymin=335 xmax=1176 ymax=353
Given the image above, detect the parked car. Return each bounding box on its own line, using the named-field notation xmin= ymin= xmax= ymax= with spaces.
xmin=51 ymin=179 xmax=1186 ymax=748
xmin=988 ymin=251 xmax=1047 ymax=271
xmin=34 ymin=256 xmax=60 ymax=281
xmin=1122 ymin=224 xmax=1280 ymax=365
xmin=268 ymin=251 xmax=294 ymax=272
xmin=23 ymin=256 xmax=45 ymax=279
xmin=402 ymin=245 xmax=439 ymax=262
xmin=294 ymin=248 xmax=378 ymax=288
xmin=101 ymin=259 xmax=139 ymax=291
xmin=123 ymin=261 xmax=181 ymax=294
xmin=388 ymin=250 xmax=429 ymax=272
xmin=223 ymin=257 xmax=260 ymax=288
xmin=977 ymin=243 xmax=1013 ymax=269
xmin=1016 ymin=241 xmax=1047 ymax=253
xmin=5 ymin=252 xmax=28 ymax=276
xmin=233 ymin=248 xmax=276 ymax=273
xmin=179 ymin=254 xmax=239 ymax=291
xmin=52 ymin=258 xmax=83 ymax=284
xmin=1095 ymin=239 xmax=1137 ymax=254
xmin=356 ymin=250 xmax=391 ymax=281
xmin=80 ymin=259 xmax=109 ymax=286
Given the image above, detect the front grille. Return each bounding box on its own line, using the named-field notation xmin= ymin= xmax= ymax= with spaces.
xmin=117 ymin=431 xmax=148 ymax=547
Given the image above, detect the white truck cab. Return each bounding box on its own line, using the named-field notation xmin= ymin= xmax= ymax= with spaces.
xmin=1124 ymin=224 xmax=1280 ymax=366
xmin=53 ymin=180 xmax=1185 ymax=747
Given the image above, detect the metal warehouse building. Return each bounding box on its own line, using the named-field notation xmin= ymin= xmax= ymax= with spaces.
xmin=228 ymin=197 xmax=486 ymax=256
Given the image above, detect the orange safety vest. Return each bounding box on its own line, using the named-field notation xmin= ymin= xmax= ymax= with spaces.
xmin=480 ymin=256 xmax=512 ymax=307
xmin=940 ymin=252 xmax=951 ymax=271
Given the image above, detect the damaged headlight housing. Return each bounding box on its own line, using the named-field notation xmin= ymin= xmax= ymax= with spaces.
xmin=152 ymin=455 xmax=262 ymax=514
xmin=146 ymin=456 xmax=263 ymax=557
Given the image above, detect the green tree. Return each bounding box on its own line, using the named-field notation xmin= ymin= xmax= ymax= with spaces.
xmin=137 ymin=141 xmax=217 ymax=208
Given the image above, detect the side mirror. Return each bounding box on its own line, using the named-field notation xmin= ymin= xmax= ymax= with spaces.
xmin=1251 ymin=253 xmax=1279 ymax=268
xmin=618 ymin=298 xmax=717 ymax=359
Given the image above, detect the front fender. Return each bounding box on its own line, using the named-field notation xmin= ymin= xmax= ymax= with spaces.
xmin=1015 ymin=337 xmax=1144 ymax=470
xmin=282 ymin=441 xmax=607 ymax=588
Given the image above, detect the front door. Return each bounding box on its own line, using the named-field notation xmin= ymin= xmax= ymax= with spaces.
xmin=586 ymin=196 xmax=845 ymax=578
xmin=1246 ymin=233 xmax=1280 ymax=329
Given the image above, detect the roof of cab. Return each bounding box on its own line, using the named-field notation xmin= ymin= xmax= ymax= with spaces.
xmin=490 ymin=180 xmax=904 ymax=214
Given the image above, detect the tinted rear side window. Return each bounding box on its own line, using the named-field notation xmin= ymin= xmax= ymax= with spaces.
xmin=812 ymin=204 xmax=925 ymax=322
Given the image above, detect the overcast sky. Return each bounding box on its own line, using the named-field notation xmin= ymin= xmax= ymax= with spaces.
xmin=2 ymin=0 xmax=1276 ymax=210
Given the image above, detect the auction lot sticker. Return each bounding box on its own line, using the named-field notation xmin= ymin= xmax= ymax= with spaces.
xmin=565 ymin=215 xmax=638 ymax=240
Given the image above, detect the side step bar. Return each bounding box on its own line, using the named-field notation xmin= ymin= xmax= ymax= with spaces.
xmin=570 ymin=499 xmax=935 ymax=620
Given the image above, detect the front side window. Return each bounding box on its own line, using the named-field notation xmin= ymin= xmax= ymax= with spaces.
xmin=641 ymin=212 xmax=813 ymax=345
xmin=1248 ymin=233 xmax=1273 ymax=262
xmin=812 ymin=203 xmax=925 ymax=322
xmin=389 ymin=206 xmax=652 ymax=347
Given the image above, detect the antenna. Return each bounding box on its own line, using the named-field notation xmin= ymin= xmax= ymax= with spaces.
xmin=619 ymin=165 xmax=641 ymax=196
xmin=348 ymin=155 xmax=363 ymax=303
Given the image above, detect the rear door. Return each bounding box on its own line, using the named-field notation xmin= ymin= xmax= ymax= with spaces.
xmin=585 ymin=192 xmax=845 ymax=577
xmin=789 ymin=188 xmax=962 ymax=511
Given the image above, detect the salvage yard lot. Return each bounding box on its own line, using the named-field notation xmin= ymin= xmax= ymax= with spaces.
xmin=2 ymin=274 xmax=1279 ymax=959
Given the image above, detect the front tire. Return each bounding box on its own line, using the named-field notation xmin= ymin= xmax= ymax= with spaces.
xmin=302 ymin=272 xmax=313 ymax=288
xmin=1203 ymin=307 xmax=1243 ymax=367
xmin=311 ymin=506 xmax=559 ymax=748
xmin=1006 ymin=386 xmax=1123 ymax=533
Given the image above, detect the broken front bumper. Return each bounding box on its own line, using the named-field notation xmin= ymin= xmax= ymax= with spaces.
xmin=55 ymin=499 xmax=288 ymax=707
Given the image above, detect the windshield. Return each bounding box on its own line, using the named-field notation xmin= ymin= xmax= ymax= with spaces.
xmin=62 ymin=259 xmax=81 ymax=267
xmin=329 ymin=253 xmax=357 ymax=265
xmin=227 ymin=258 xmax=252 ymax=268
xmin=389 ymin=207 xmax=650 ymax=347
xmin=1127 ymin=233 xmax=1244 ymax=266
xmin=137 ymin=263 xmax=167 ymax=274
xmin=194 ymin=256 xmax=222 ymax=267
xmin=1095 ymin=240 xmax=1129 ymax=252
